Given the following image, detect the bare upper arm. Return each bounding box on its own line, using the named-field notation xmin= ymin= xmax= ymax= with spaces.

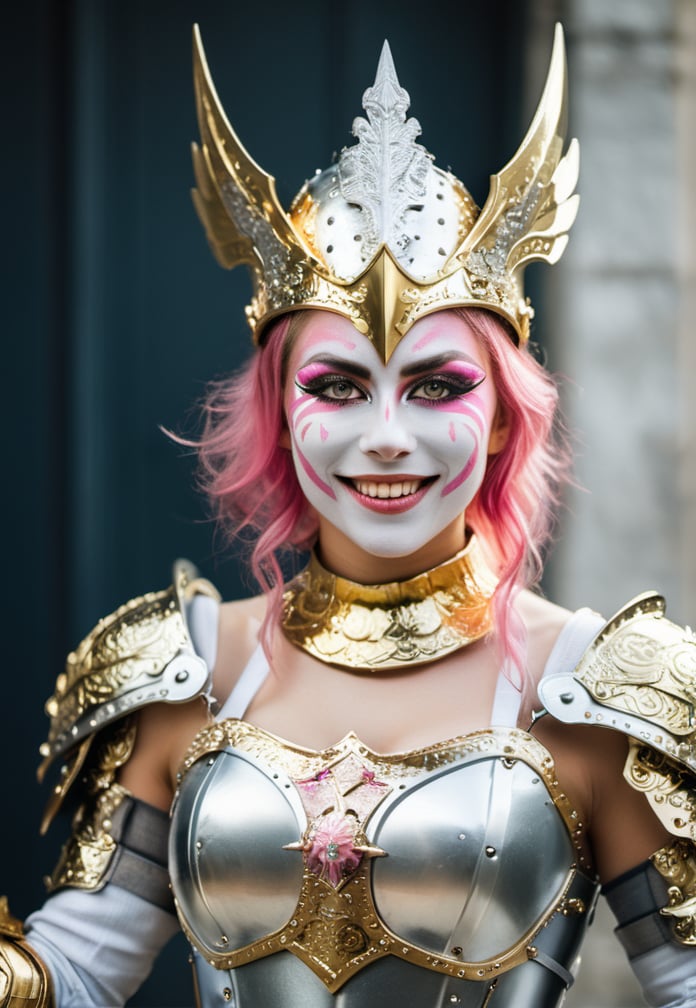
xmin=534 ymin=714 xmax=671 ymax=884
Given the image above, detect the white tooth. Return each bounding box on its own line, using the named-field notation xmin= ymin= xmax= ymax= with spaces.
xmin=377 ymin=483 xmax=390 ymax=499
xmin=357 ymin=481 xmax=368 ymax=495
xmin=410 ymin=480 xmax=419 ymax=494
xmin=389 ymin=482 xmax=403 ymax=498
xmin=368 ymin=482 xmax=378 ymax=498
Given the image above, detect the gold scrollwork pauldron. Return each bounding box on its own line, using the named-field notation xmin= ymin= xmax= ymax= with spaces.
xmin=624 ymin=741 xmax=696 ymax=840
xmin=38 ymin=561 xmax=218 ymax=830
xmin=651 ymin=839 xmax=696 ymax=945
xmin=175 ymin=722 xmax=592 ymax=992
xmin=574 ymin=594 xmax=696 ymax=764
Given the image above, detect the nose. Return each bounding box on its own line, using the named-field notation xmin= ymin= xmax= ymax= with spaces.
xmin=358 ymin=403 xmax=417 ymax=461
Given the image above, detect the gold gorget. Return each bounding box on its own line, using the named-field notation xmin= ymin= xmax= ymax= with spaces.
xmin=281 ymin=536 xmax=498 ymax=671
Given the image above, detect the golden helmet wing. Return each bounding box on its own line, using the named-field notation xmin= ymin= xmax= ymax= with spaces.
xmin=457 ymin=23 xmax=579 ymax=308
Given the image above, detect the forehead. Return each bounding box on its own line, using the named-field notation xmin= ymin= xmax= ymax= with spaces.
xmin=287 ymin=310 xmax=489 ymax=372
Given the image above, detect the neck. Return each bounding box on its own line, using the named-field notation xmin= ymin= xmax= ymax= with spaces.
xmin=315 ymin=515 xmax=469 ymax=584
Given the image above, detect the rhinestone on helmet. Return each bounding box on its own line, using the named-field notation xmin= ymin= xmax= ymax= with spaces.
xmin=289 ymin=44 xmax=478 ymax=284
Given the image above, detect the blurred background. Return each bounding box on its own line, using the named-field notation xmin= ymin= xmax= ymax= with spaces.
xmin=3 ymin=0 xmax=694 ymax=1005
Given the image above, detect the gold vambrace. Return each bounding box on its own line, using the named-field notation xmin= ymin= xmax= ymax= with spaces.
xmin=0 ymin=899 xmax=53 ymax=1007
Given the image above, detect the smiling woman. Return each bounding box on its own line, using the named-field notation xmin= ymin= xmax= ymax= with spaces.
xmin=284 ymin=310 xmax=499 ymax=573
xmin=4 ymin=19 xmax=696 ymax=1008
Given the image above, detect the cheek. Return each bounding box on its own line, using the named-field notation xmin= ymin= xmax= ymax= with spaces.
xmin=423 ymin=393 xmax=490 ymax=499
xmin=287 ymin=394 xmax=347 ymax=502
xmin=288 ymin=392 xmax=341 ymax=435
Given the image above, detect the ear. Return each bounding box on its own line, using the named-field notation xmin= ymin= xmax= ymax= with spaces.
xmin=487 ymin=406 xmax=510 ymax=456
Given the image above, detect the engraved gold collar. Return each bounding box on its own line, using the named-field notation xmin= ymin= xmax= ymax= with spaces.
xmin=281 ymin=536 xmax=498 ymax=671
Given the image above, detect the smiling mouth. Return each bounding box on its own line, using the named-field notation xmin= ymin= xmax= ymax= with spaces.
xmin=338 ymin=476 xmax=436 ymax=499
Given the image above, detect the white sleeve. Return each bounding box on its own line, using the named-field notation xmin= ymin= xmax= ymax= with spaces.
xmin=25 ymin=886 xmax=179 ymax=1007
xmin=629 ymin=944 xmax=696 ymax=1008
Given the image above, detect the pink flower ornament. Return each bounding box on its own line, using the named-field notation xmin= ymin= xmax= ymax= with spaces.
xmin=305 ymin=812 xmax=362 ymax=887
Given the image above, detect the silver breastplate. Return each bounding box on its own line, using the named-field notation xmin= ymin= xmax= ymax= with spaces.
xmin=169 ymin=721 xmax=598 ymax=1008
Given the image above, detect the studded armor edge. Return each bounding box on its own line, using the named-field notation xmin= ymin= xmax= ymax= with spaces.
xmin=539 ymin=591 xmax=696 ymax=945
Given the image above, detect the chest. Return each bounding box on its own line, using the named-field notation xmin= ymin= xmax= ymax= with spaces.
xmin=169 ymin=721 xmax=597 ymax=1008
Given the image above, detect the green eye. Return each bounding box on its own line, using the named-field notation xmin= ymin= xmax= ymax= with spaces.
xmin=325 ymin=381 xmax=358 ymax=400
xmin=418 ymin=381 xmax=449 ymax=399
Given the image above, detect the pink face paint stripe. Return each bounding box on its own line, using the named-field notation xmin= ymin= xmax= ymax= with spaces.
xmin=448 ymin=421 xmax=456 ymax=442
xmin=288 ymin=392 xmax=315 ymax=422
xmin=441 ymin=443 xmax=480 ymax=497
xmin=297 ymin=333 xmax=357 ymax=353
xmin=410 ymin=319 xmax=456 ymax=351
xmin=292 ymin=397 xmax=342 ymax=427
xmin=300 ymin=422 xmax=312 ymax=441
xmin=320 ymin=424 xmax=329 ymax=441
xmin=441 ymin=398 xmax=486 ymax=435
xmin=295 ymin=446 xmax=337 ymax=500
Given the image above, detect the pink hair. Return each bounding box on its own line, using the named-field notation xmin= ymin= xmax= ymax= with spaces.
xmin=196 ymin=315 xmax=318 ymax=656
xmin=456 ymin=309 xmax=571 ymax=695
xmin=197 ymin=309 xmax=569 ymax=686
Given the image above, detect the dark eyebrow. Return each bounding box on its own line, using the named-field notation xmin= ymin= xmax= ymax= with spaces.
xmin=399 ymin=352 xmax=480 ymax=377
xmin=297 ymin=355 xmax=372 ymax=381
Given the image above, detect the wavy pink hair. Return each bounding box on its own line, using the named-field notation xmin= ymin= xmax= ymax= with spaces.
xmin=196 ymin=309 xmax=570 ymax=686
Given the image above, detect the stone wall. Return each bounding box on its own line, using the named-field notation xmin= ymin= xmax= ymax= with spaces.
xmin=527 ymin=2 xmax=695 ymax=1005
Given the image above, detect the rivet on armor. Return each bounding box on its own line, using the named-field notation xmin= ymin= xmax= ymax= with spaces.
xmin=560 ymin=692 xmax=574 ymax=704
xmin=175 ymin=670 xmax=189 ymax=683
xmin=528 ymin=945 xmax=538 ymax=959
xmin=458 ymin=833 xmax=466 ymax=841
xmin=222 ymin=989 xmax=232 ymax=1002
xmin=485 ymin=845 xmax=496 ymax=858
xmin=449 ymin=996 xmax=460 ymax=1004
xmin=451 ymin=945 xmax=462 ymax=956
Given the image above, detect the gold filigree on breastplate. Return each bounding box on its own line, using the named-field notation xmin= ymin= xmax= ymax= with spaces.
xmin=281 ymin=536 xmax=498 ymax=671
xmin=173 ymin=721 xmax=592 ymax=992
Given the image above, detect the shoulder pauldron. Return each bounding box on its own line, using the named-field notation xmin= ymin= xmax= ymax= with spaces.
xmin=38 ymin=559 xmax=219 ymax=832
xmin=539 ymin=592 xmax=696 ymax=841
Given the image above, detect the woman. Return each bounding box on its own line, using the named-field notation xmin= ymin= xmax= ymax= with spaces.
xmin=4 ymin=24 xmax=695 ymax=1008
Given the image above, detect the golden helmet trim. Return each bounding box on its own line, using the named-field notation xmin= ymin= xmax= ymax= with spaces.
xmin=192 ymin=24 xmax=578 ymax=361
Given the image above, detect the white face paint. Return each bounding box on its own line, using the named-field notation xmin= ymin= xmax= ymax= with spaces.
xmin=284 ymin=310 xmax=502 ymax=573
